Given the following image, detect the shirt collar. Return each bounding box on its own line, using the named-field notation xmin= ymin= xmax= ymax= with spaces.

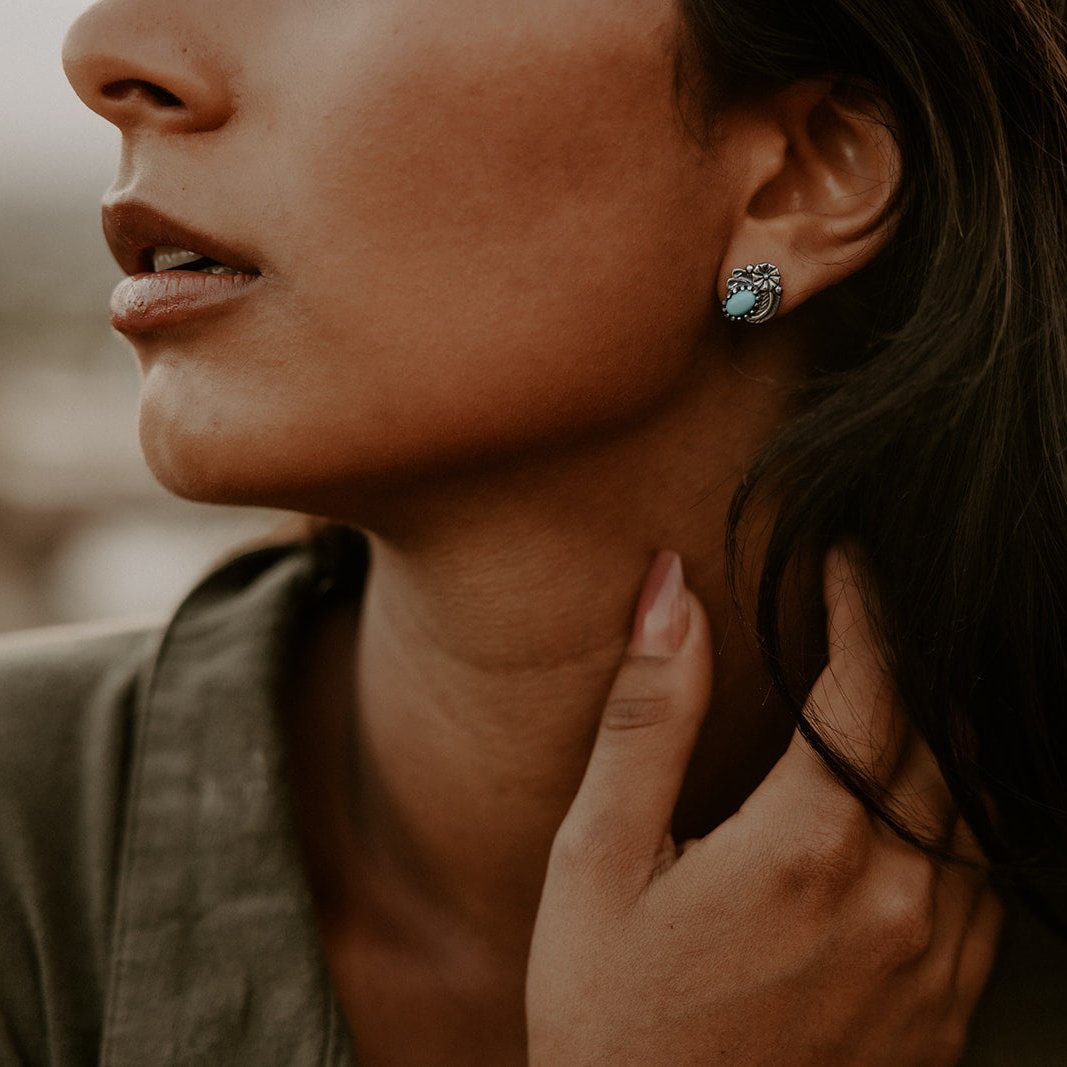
xmin=101 ymin=533 xmax=364 ymax=1066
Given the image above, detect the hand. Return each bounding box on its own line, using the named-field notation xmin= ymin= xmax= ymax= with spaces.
xmin=526 ymin=548 xmax=1002 ymax=1066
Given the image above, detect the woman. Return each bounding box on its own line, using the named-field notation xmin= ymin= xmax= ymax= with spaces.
xmin=0 ymin=0 xmax=1063 ymax=1062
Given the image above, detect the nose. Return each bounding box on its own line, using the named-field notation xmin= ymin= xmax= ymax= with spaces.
xmin=62 ymin=0 xmax=234 ymax=135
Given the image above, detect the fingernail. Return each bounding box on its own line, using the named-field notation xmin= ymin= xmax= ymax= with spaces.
xmin=629 ymin=551 xmax=691 ymax=658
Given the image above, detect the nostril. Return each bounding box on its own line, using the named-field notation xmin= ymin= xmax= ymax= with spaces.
xmin=101 ymin=79 xmax=184 ymax=109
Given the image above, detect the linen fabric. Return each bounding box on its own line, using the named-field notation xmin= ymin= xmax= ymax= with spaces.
xmin=0 ymin=529 xmax=1062 ymax=1065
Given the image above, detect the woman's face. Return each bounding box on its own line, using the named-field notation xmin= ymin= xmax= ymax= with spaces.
xmin=64 ymin=0 xmax=736 ymax=513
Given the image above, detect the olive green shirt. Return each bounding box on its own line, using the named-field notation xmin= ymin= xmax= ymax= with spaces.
xmin=0 ymin=532 xmax=1064 ymax=1064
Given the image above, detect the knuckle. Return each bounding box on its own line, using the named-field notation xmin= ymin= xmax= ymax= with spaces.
xmin=778 ymin=811 xmax=870 ymax=900
xmin=930 ymin=1017 xmax=969 ymax=1066
xmin=921 ymin=950 xmax=959 ymax=1012
xmin=549 ymin=817 xmax=590 ymax=873
xmin=549 ymin=812 xmax=632 ymax=888
xmin=869 ymin=876 xmax=936 ymax=966
xmin=600 ymin=692 xmax=674 ymax=733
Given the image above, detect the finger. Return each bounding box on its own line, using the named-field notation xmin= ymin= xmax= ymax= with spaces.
xmin=884 ymin=732 xmax=956 ymax=846
xmin=954 ymin=887 xmax=1005 ymax=1015
xmin=739 ymin=546 xmax=905 ymax=826
xmin=946 ymin=811 xmax=988 ymax=867
xmin=933 ymin=815 xmax=991 ymax=964
xmin=556 ymin=551 xmax=713 ymax=890
xmin=809 ymin=544 xmax=907 ymax=779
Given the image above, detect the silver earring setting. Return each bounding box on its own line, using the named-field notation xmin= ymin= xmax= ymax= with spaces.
xmin=722 ymin=262 xmax=783 ymax=325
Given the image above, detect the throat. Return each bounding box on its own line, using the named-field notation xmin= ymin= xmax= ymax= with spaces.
xmin=322 ymin=910 xmax=529 ymax=1067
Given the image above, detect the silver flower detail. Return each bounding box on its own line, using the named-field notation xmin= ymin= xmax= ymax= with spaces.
xmin=723 ymin=262 xmax=783 ymax=325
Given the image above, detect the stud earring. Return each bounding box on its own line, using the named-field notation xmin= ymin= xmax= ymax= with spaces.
xmin=722 ymin=263 xmax=783 ymax=325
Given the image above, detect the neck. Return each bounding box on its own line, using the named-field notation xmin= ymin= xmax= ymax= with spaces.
xmin=293 ymin=353 xmax=804 ymax=968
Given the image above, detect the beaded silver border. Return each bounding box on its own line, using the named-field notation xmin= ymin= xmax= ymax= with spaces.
xmin=722 ymin=262 xmax=783 ymax=325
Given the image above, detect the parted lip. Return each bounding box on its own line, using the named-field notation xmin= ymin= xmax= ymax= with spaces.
xmin=101 ymin=199 xmax=264 ymax=278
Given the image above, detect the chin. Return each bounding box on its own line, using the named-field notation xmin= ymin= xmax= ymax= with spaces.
xmin=140 ymin=418 xmax=257 ymax=507
xmin=133 ymin=371 xmax=328 ymax=511
xmin=136 ymin=389 xmax=293 ymax=509
xmin=136 ymin=399 xmax=411 ymax=522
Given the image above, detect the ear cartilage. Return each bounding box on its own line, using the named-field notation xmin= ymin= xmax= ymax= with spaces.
xmin=722 ymin=262 xmax=783 ymax=324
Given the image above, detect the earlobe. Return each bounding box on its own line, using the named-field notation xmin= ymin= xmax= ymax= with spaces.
xmin=718 ymin=81 xmax=900 ymax=319
xmin=722 ymin=262 xmax=784 ymax=325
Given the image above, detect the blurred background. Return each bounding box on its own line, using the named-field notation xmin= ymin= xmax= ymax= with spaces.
xmin=1 ymin=0 xmax=279 ymax=633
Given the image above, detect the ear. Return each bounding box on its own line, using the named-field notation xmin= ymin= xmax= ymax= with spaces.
xmin=717 ymin=81 xmax=901 ymax=317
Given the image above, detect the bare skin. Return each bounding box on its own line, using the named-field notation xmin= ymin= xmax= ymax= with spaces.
xmin=61 ymin=0 xmax=999 ymax=1062
xmin=282 ymin=420 xmax=808 ymax=1063
xmin=529 ymin=550 xmax=1000 ymax=1065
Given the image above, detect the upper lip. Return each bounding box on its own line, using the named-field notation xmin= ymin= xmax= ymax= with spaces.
xmin=102 ymin=199 xmax=264 ymax=278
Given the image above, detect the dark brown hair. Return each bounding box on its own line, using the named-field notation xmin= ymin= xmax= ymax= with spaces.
xmin=680 ymin=0 xmax=1067 ymax=924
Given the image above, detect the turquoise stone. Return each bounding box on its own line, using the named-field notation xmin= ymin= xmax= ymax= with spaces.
xmin=725 ymin=290 xmax=757 ymax=317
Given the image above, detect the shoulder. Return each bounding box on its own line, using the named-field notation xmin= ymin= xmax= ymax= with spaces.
xmin=0 ymin=617 xmax=162 ymax=826
xmin=0 ymin=531 xmax=364 ymax=1064
xmin=0 ymin=614 xmax=160 ymax=720
xmin=0 ymin=617 xmax=161 ymax=1065
xmin=0 ymin=612 xmax=163 ymax=815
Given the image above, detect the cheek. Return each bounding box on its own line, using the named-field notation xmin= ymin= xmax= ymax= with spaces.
xmin=139 ymin=2 xmax=727 ymax=507
xmin=279 ymin=29 xmax=718 ymax=469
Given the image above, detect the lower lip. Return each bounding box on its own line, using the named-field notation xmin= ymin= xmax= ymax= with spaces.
xmin=110 ymin=270 xmax=261 ymax=334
